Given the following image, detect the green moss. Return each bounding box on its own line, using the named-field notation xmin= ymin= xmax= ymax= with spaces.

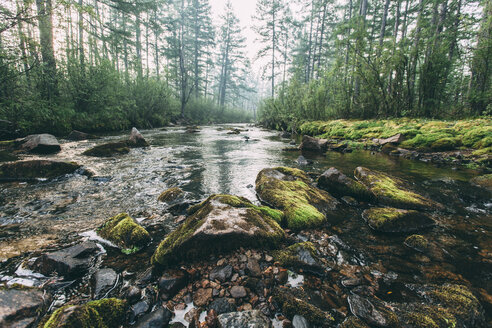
xmin=472 ymin=147 xmax=492 ymax=156
xmin=462 ymin=126 xmax=492 ymax=148
xmin=362 ymin=207 xmax=434 ymax=233
xmin=355 ymin=167 xmax=442 ymax=211
xmin=273 ymin=288 xmax=334 ymax=326
xmin=152 ymin=194 xmax=285 ymax=266
xmin=339 ymin=317 xmax=370 ymax=328
xmin=429 ymin=285 xmax=482 ymax=321
xmin=158 ymin=187 xmax=184 ymax=203
xmin=430 ymin=137 xmax=461 ymax=151
xmin=97 ymin=213 xmax=150 ymax=253
xmin=42 ymin=298 xmax=126 ymax=328
xmin=401 ymin=305 xmax=456 ymax=328
xmin=256 ymin=167 xmax=338 ymax=231
xmin=404 ymin=234 xmax=429 ymax=252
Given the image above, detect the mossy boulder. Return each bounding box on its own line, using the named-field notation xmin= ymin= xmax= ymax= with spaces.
xmin=158 ymin=187 xmax=185 ymax=203
xmin=339 ymin=317 xmax=370 ymax=328
xmin=430 ymin=137 xmax=461 ymax=151
xmin=317 ymin=167 xmax=373 ymax=201
xmin=404 ymin=234 xmax=430 ymax=252
xmin=470 ymin=174 xmax=492 ymax=192
xmin=355 ymin=167 xmax=443 ymax=211
xmin=255 ymin=167 xmax=339 ymax=231
xmin=362 ymin=207 xmax=435 ymax=233
xmin=272 ymin=287 xmax=334 ymax=326
xmin=152 ymin=194 xmax=285 ymax=267
xmin=272 ymin=242 xmax=325 ymax=274
xmin=41 ymin=298 xmax=126 ymax=328
xmin=397 ymin=303 xmax=457 ymax=328
xmin=0 ymin=160 xmax=81 ymax=181
xmin=82 ymin=141 xmax=130 ymax=157
xmin=97 ymin=213 xmax=151 ymax=254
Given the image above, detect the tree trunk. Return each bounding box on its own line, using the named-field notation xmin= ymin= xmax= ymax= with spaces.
xmin=35 ymin=0 xmax=57 ymax=100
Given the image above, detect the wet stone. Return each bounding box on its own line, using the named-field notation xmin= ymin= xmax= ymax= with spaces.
xmin=0 ymin=288 xmax=50 ymax=328
xmin=33 ymin=241 xmax=99 ymax=277
xmin=292 ymin=315 xmax=310 ymax=328
xmin=158 ymin=270 xmax=188 ymax=300
xmin=347 ymin=294 xmax=397 ymax=327
xmin=193 ymin=288 xmax=213 ymax=307
xmin=92 ymin=268 xmax=118 ymax=299
xmin=230 ymin=286 xmax=247 ymax=298
xmin=209 ymin=264 xmax=233 ymax=282
xmin=131 ymin=300 xmax=150 ymax=319
xmin=246 ymin=258 xmax=262 ymax=277
xmin=217 ymin=310 xmax=272 ymax=328
xmin=208 ymin=298 xmax=237 ymax=315
xmin=135 ymin=307 xmax=172 ymax=328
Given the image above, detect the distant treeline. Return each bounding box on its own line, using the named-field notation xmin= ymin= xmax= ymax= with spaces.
xmin=256 ymin=0 xmax=491 ymax=130
xmin=0 ymin=0 xmax=256 ymax=136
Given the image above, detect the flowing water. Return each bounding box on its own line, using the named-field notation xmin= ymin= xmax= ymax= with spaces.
xmin=0 ymin=125 xmax=491 ymax=296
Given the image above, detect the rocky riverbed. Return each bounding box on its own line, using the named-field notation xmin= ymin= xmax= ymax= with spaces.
xmin=0 ymin=125 xmax=491 ymax=328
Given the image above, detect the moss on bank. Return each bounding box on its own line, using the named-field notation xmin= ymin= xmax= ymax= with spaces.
xmin=298 ymin=118 xmax=492 ymax=152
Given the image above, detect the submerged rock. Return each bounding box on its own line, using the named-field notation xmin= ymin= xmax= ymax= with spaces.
xmin=151 ymin=194 xmax=285 ymax=267
xmin=33 ymin=241 xmax=99 ymax=277
xmin=0 ymin=288 xmax=51 ymax=328
xmin=404 ymin=234 xmax=430 ymax=252
xmin=158 ymin=187 xmax=185 ymax=203
xmin=66 ymin=130 xmax=98 ymax=141
xmin=362 ymin=207 xmax=435 ymax=233
xmin=83 ymin=141 xmax=130 ymax=157
xmin=20 ymin=134 xmax=61 ymax=154
xmin=128 ymin=127 xmax=149 ymax=147
xmin=273 ymin=242 xmax=325 ymax=275
xmin=255 ymin=167 xmax=339 ymax=231
xmin=355 ymin=167 xmax=444 ymax=211
xmin=317 ymin=167 xmax=373 ymax=201
xmin=40 ymin=298 xmax=126 ymax=328
xmin=217 ymin=310 xmax=272 ymax=328
xmin=347 ymin=294 xmax=399 ymax=327
xmin=470 ymin=174 xmax=492 ymax=192
xmin=0 ymin=160 xmax=81 ymax=181
xmin=97 ymin=213 xmax=151 ymax=254
xmin=299 ymin=135 xmax=328 ymax=153
xmin=273 ymin=287 xmax=334 ymax=326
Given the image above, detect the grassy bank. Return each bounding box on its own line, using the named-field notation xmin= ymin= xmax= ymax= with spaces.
xmin=299 ymin=118 xmax=492 ymax=155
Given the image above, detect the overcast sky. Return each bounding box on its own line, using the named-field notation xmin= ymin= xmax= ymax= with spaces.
xmin=209 ymin=0 xmax=260 ymax=69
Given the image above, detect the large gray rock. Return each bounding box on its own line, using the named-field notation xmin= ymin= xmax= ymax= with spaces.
xmin=299 ymin=135 xmax=328 ymax=153
xmin=218 ymin=310 xmax=272 ymax=328
xmin=0 ymin=160 xmax=81 ymax=181
xmin=347 ymin=294 xmax=398 ymax=327
xmin=151 ymin=195 xmax=285 ymax=266
xmin=373 ymin=133 xmax=404 ymax=145
xmin=128 ymin=127 xmax=149 ymax=147
xmin=20 ymin=134 xmax=61 ymax=154
xmin=33 ymin=241 xmax=99 ymax=277
xmin=0 ymin=288 xmax=50 ymax=328
xmin=92 ymin=268 xmax=118 ymax=299
xmin=66 ymin=130 xmax=98 ymax=141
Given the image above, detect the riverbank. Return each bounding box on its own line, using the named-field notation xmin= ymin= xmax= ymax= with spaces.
xmin=289 ymin=118 xmax=492 ymax=171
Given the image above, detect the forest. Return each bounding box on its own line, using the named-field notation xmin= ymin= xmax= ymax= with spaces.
xmin=1 ymin=0 xmax=490 ymax=136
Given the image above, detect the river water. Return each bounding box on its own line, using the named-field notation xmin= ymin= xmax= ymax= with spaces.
xmin=0 ymin=125 xmax=491 ymax=295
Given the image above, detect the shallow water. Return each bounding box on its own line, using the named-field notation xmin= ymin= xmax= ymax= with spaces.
xmin=0 ymin=124 xmax=490 ymax=294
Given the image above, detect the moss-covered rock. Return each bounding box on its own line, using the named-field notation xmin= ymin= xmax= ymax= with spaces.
xmin=398 ymin=304 xmax=457 ymax=328
xmin=158 ymin=187 xmax=185 ymax=203
xmin=0 ymin=160 xmax=81 ymax=181
xmin=272 ymin=287 xmax=334 ymax=326
xmin=152 ymin=194 xmax=285 ymax=267
xmin=404 ymin=234 xmax=430 ymax=252
xmin=355 ymin=167 xmax=443 ymax=211
xmin=82 ymin=141 xmax=130 ymax=157
xmin=255 ymin=167 xmax=339 ymax=231
xmin=347 ymin=294 xmax=400 ymax=327
xmin=362 ymin=207 xmax=435 ymax=233
xmin=317 ymin=167 xmax=373 ymax=201
xmin=430 ymin=137 xmax=461 ymax=151
xmin=470 ymin=174 xmax=492 ymax=192
xmin=272 ymin=242 xmax=324 ymax=274
xmin=41 ymin=298 xmax=126 ymax=328
xmin=339 ymin=316 xmax=370 ymax=328
xmin=97 ymin=213 xmax=151 ymax=253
